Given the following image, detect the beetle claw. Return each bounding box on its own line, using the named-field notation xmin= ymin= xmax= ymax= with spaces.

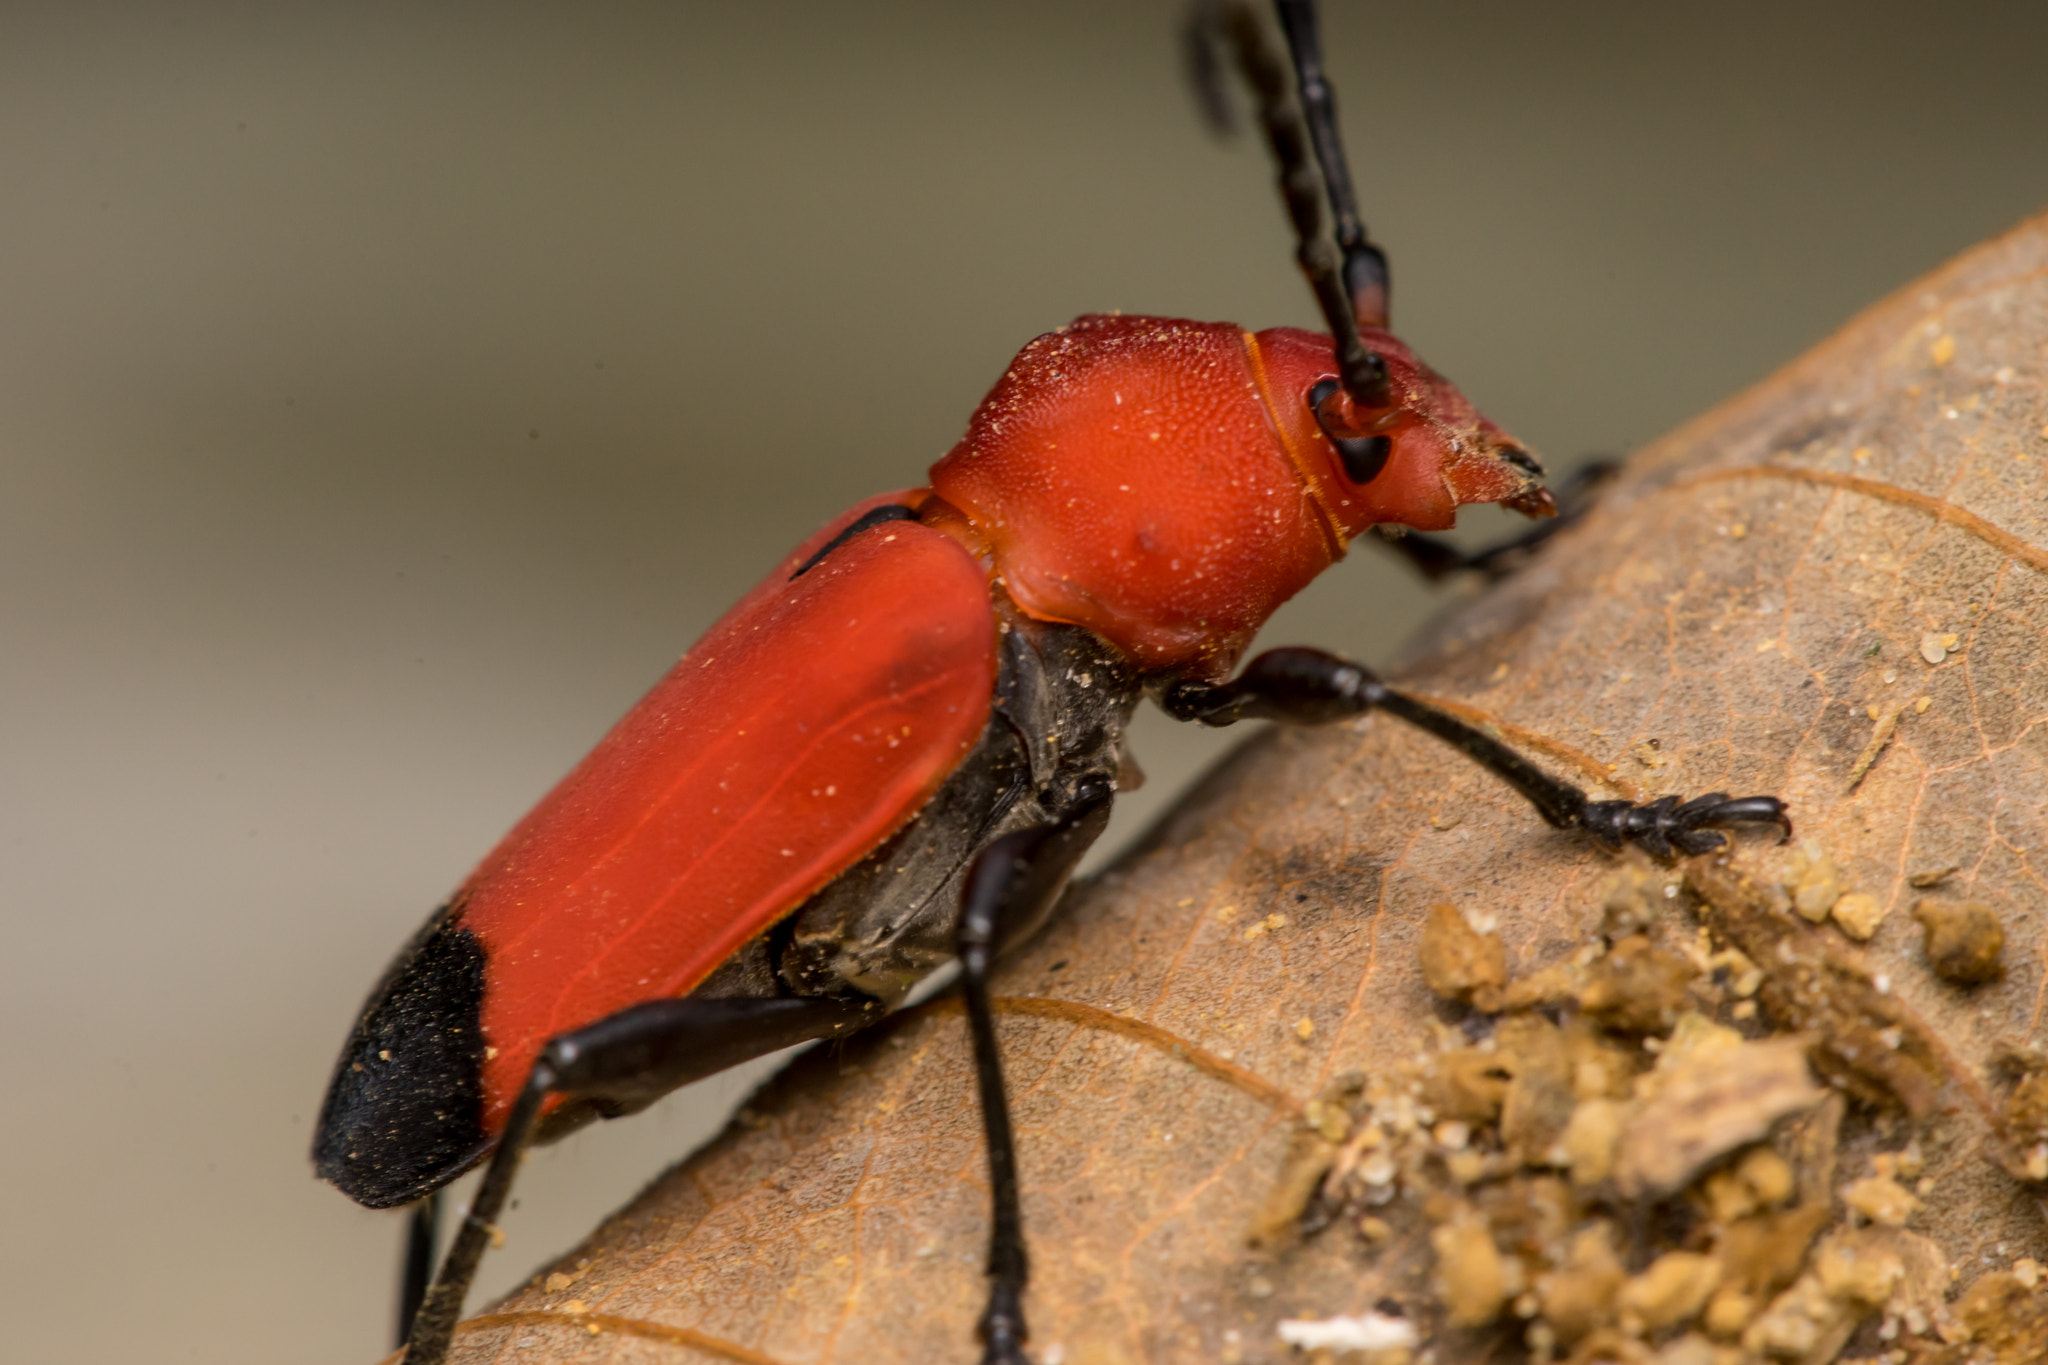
xmin=1580 ymin=790 xmax=1791 ymax=860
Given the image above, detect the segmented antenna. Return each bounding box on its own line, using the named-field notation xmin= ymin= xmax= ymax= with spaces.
xmin=1189 ymin=0 xmax=1389 ymax=412
xmin=1272 ymin=0 xmax=1389 ymax=329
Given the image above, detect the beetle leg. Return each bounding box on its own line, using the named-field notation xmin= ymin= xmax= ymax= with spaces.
xmin=402 ymin=994 xmax=879 ymax=1365
xmin=1373 ymin=459 xmax=1621 ymax=582
xmin=397 ymin=1189 xmax=441 ymax=1350
xmin=955 ymin=783 xmax=1115 ymax=1365
xmin=1159 ymin=647 xmax=1790 ymax=858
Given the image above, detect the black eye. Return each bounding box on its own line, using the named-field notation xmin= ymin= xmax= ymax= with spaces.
xmin=1336 ymin=434 xmax=1392 ymax=484
xmin=1307 ymin=380 xmax=1392 ymax=485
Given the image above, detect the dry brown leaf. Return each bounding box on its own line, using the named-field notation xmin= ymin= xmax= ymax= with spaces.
xmin=434 ymin=213 xmax=2048 ymax=1365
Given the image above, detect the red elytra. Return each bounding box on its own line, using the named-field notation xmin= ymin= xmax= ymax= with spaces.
xmin=459 ymin=499 xmax=998 ymax=1132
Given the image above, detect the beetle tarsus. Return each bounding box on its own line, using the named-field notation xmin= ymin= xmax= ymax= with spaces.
xmin=1165 ymin=646 xmax=1789 ymax=861
xmin=1580 ymin=792 xmax=1793 ymax=857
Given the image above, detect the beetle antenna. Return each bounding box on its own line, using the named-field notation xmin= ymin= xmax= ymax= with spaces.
xmin=1273 ymin=0 xmax=1389 ymax=328
xmin=1205 ymin=1 xmax=1389 ymax=410
xmin=1183 ymin=0 xmax=1239 ymax=134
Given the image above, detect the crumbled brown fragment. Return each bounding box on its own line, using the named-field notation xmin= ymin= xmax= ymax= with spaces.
xmin=1813 ymin=1225 xmax=1906 ymax=1306
xmin=1702 ymin=1285 xmax=1753 ymax=1338
xmin=1424 ymin=1046 xmax=1511 ymax=1124
xmin=1246 ymin=1075 xmax=1362 ymax=1247
xmin=1598 ymin=854 xmax=1676 ymax=940
xmin=1495 ymin=960 xmax=1584 ymax=1012
xmin=1717 ymin=1202 xmax=1833 ymax=1303
xmin=1497 ymin=1016 xmax=1576 ymax=1166
xmin=1562 ymin=1098 xmax=1623 ymax=1189
xmin=1700 ymin=1145 xmax=1795 ymax=1223
xmin=1742 ymin=1270 xmax=1858 ymax=1361
xmin=2005 ymin=1070 xmax=2048 ymax=1169
xmin=1535 ymin=1221 xmax=1626 ymax=1345
xmin=1829 ymin=890 xmax=1886 ymax=941
xmin=1616 ymin=1021 xmax=1821 ymax=1198
xmin=1912 ymin=898 xmax=2004 ymax=984
xmin=1841 ymin=1172 xmax=1920 ymax=1225
xmin=1578 ymin=934 xmax=1696 ymax=1033
xmin=1654 ymin=1333 xmax=1727 ymax=1365
xmin=1619 ymin=1250 xmax=1721 ymax=1332
xmin=1953 ymin=1270 xmax=2048 ymax=1363
xmin=1858 ymin=1225 xmax=1949 ymax=1320
xmin=1791 ymin=853 xmax=1842 ymax=923
xmin=1564 ymin=1018 xmax=1638 ymax=1101
xmin=1430 ymin=1209 xmax=1508 ymax=1328
xmin=1687 ymin=861 xmax=1950 ymax=1116
xmin=1417 ymin=901 xmax=1507 ymax=1006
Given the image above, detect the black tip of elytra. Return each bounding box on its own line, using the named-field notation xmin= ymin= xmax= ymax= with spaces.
xmin=313 ymin=906 xmax=492 ymax=1209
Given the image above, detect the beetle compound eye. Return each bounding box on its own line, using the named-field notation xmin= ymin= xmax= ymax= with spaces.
xmin=1308 ymin=378 xmax=1392 ymax=485
xmin=1336 ymin=434 xmax=1392 ymax=485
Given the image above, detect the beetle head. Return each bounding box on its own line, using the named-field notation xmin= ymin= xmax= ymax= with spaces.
xmin=1251 ymin=324 xmax=1552 ymax=539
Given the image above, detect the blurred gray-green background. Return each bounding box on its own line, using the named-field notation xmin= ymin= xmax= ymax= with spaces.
xmin=3 ymin=3 xmax=2043 ymax=1360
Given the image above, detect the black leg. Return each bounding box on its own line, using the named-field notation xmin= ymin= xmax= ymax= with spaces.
xmin=1372 ymin=459 xmax=1621 ymax=582
xmin=1160 ymin=648 xmax=1790 ymax=858
xmin=956 ymin=784 xmax=1115 ymax=1365
xmin=402 ymin=994 xmax=879 ymax=1365
xmin=398 ymin=1190 xmax=440 ymax=1349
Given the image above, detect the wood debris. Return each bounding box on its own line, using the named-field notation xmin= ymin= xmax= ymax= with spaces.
xmin=1246 ymin=856 xmax=2047 ymax=1365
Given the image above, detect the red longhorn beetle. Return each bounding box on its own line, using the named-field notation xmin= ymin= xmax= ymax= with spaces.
xmin=316 ymin=5 xmax=1789 ymax=1362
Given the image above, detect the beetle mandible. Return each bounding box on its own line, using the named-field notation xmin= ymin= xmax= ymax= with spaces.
xmin=314 ymin=4 xmax=1790 ymax=1362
